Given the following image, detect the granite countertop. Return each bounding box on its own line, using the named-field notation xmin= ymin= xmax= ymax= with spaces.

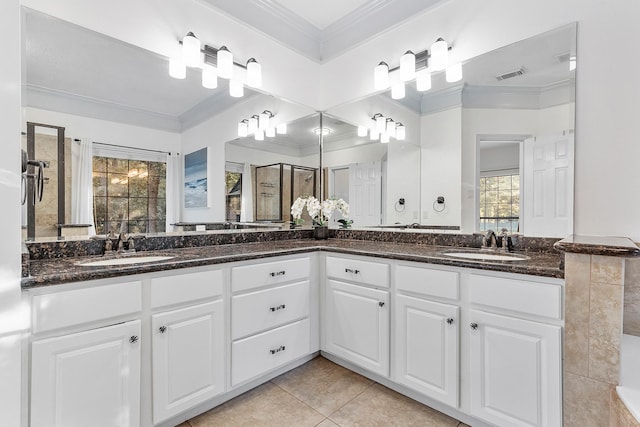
xmin=22 ymin=238 xmax=564 ymax=288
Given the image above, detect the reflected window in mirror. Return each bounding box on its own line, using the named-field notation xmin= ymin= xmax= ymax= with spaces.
xmin=225 ymin=162 xmax=243 ymax=222
xmin=93 ymin=155 xmax=166 ymax=234
xmin=479 ymin=174 xmax=520 ymax=233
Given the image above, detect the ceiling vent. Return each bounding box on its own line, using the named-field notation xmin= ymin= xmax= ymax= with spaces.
xmin=496 ymin=68 xmax=525 ymax=81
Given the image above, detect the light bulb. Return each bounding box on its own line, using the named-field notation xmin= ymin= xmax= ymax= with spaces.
xmin=445 ymin=62 xmax=463 ymax=82
xmin=266 ymin=127 xmax=276 ymax=138
xmin=276 ymin=123 xmax=287 ymax=134
xmin=169 ymin=57 xmax=186 ymax=79
xmin=374 ymin=62 xmax=390 ymax=90
xmin=229 ymin=79 xmax=243 ymax=97
xmin=380 ymin=133 xmax=390 ymax=144
xmin=391 ymin=82 xmax=405 ymax=99
xmin=375 ymin=115 xmax=386 ymax=133
xmin=416 ymin=68 xmax=431 ymax=91
xmin=182 ymin=32 xmax=201 ymax=67
xmin=370 ymin=129 xmax=379 ymax=140
xmin=217 ymin=46 xmax=233 ymax=79
xmin=201 ymin=64 xmax=218 ymax=89
xmin=400 ymin=50 xmax=416 ymax=81
xmin=357 ymin=125 xmax=368 ymax=137
xmin=259 ymin=111 xmax=270 ymax=131
xmin=246 ymin=58 xmax=262 ymax=88
xmin=238 ymin=120 xmax=248 ymax=137
xmin=430 ymin=38 xmax=448 ymax=71
xmin=255 ymin=129 xmax=264 ymax=141
xmin=396 ymin=123 xmax=406 ymax=141
xmin=248 ymin=116 xmax=258 ymax=133
xmin=386 ymin=119 xmax=396 ymax=138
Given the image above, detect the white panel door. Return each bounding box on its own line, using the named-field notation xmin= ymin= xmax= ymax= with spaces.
xmin=31 ymin=320 xmax=141 ymax=427
xmin=152 ymin=300 xmax=224 ymax=424
xmin=349 ymin=162 xmax=382 ymax=226
xmin=469 ymin=310 xmax=562 ymax=427
xmin=394 ymin=294 xmax=459 ymax=407
xmin=325 ymin=279 xmax=389 ymax=376
xmin=523 ymin=134 xmax=574 ymax=237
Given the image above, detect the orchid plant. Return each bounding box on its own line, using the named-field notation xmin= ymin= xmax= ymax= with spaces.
xmin=291 ymin=196 xmax=350 ymax=227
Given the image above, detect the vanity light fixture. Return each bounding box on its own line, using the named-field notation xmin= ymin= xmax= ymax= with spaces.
xmin=237 ymin=111 xmax=282 ymax=140
xmin=374 ymin=37 xmax=462 ymax=99
xmin=361 ymin=113 xmax=406 ymax=143
xmin=169 ymin=31 xmax=263 ymax=97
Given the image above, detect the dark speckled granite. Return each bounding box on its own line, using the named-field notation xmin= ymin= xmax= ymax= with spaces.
xmin=554 ymin=235 xmax=640 ymax=257
xmin=22 ymin=237 xmax=564 ymax=289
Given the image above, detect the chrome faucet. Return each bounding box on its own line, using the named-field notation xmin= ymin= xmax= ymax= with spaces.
xmin=484 ymin=229 xmax=498 ymax=249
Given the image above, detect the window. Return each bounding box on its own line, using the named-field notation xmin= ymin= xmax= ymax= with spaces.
xmin=93 ymin=156 xmax=166 ymax=234
xmin=225 ymin=162 xmax=243 ymax=221
xmin=479 ymin=173 xmax=520 ymax=233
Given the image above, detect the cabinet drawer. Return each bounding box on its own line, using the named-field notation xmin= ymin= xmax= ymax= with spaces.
xmin=231 ymin=257 xmax=310 ymax=292
xmin=151 ymin=269 xmax=223 ymax=309
xmin=326 ymin=256 xmax=389 ymax=288
xmin=232 ymin=281 xmax=309 ymax=340
xmin=395 ymin=265 xmax=459 ymax=300
xmin=231 ymin=318 xmax=310 ymax=386
xmin=32 ymin=281 xmax=142 ymax=334
xmin=469 ymin=274 xmax=562 ymax=320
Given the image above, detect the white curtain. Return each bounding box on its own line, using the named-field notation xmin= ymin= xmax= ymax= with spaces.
xmin=165 ymin=152 xmax=181 ymax=231
xmin=71 ymin=138 xmax=96 ymax=235
xmin=240 ymin=162 xmax=253 ymax=222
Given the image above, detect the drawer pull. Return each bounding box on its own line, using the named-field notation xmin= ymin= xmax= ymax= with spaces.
xmin=129 ymin=335 xmax=139 ymax=344
xmin=269 ymin=345 xmax=286 ymax=355
xmin=270 ymin=271 xmax=286 ymax=277
xmin=446 ymin=318 xmax=454 ymax=325
xmin=345 ymin=268 xmax=360 ymax=274
xmin=159 ymin=326 xmax=167 ymax=333
xmin=269 ymin=304 xmax=286 ymax=312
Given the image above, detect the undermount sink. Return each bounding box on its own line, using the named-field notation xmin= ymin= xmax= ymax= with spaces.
xmin=441 ymin=251 xmax=529 ymax=262
xmin=77 ymin=255 xmax=175 ymax=267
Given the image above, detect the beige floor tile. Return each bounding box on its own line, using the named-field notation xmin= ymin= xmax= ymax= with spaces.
xmin=328 ymin=383 xmax=459 ymax=427
xmin=316 ymin=419 xmax=340 ymax=427
xmin=272 ymin=356 xmax=374 ymax=416
xmin=175 ymin=423 xmax=190 ymax=427
xmin=188 ymin=382 xmax=325 ymax=427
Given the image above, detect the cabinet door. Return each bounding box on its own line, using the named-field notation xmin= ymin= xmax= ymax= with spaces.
xmin=394 ymin=294 xmax=459 ymax=407
xmin=31 ymin=320 xmax=141 ymax=427
xmin=325 ymin=279 xmax=389 ymax=376
xmin=469 ymin=310 xmax=562 ymax=427
xmin=152 ymin=300 xmax=224 ymax=424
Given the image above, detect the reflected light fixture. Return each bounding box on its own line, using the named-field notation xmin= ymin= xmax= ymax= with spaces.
xmin=276 ymin=123 xmax=287 ymax=135
xmin=373 ymin=37 xmax=461 ymax=99
xmin=313 ymin=127 xmax=331 ymax=136
xmin=357 ymin=125 xmax=368 ymax=137
xmin=238 ymin=120 xmax=249 ymax=138
xmin=238 ymin=111 xmax=281 ymax=141
xmin=362 ymin=113 xmax=406 ymax=143
xmin=169 ymin=31 xmax=262 ymax=98
xmin=254 ymin=129 xmax=264 ymax=141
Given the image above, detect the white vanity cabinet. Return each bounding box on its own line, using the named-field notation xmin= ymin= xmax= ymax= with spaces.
xmin=324 ymin=255 xmax=390 ymax=377
xmin=467 ymin=273 xmax=563 ymax=427
xmin=393 ymin=265 xmax=460 ymax=408
xmin=28 ymin=280 xmax=143 ymax=427
xmin=230 ymin=256 xmax=312 ymax=386
xmin=150 ymin=269 xmax=225 ymax=424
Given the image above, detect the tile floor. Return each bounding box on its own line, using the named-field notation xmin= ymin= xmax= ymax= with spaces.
xmin=179 ymin=356 xmax=468 ymax=427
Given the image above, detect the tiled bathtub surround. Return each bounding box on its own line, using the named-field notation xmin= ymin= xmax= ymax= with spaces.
xmin=556 ymin=235 xmax=640 ymax=426
xmin=624 ymin=257 xmax=640 ymax=336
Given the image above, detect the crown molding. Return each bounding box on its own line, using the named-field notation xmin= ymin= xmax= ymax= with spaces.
xmin=180 ymin=87 xmax=259 ymax=131
xmin=462 ymin=80 xmax=574 ymax=110
xmin=24 ymin=85 xmax=182 ymax=132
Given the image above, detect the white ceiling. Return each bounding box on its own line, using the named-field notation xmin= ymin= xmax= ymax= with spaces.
xmin=273 ymin=0 xmax=370 ymax=30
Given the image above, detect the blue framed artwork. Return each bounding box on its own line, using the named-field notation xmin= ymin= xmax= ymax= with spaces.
xmin=184 ymin=147 xmax=208 ymax=208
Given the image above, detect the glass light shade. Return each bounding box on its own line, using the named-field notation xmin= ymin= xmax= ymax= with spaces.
xmin=248 ymin=116 xmax=258 ymax=133
xmin=169 ymin=57 xmax=186 ymax=79
xmin=375 ymin=115 xmax=386 ymax=133
xmin=266 ymin=127 xmax=276 ymax=138
xmin=400 ymin=51 xmax=416 ymax=81
xmin=238 ymin=121 xmax=248 ymax=137
xmin=276 ymin=123 xmax=287 ymax=134
xmin=445 ymin=62 xmax=463 ymax=82
xmin=391 ymin=82 xmax=405 ymax=99
xmin=357 ymin=125 xmax=368 ymax=137
xmin=229 ymin=79 xmax=243 ymax=97
xmin=217 ymin=46 xmax=233 ymax=79
xmin=201 ymin=64 xmax=218 ymax=89
xmin=396 ymin=123 xmax=406 ymax=140
xmin=370 ymin=129 xmax=379 ymax=140
xmin=380 ymin=133 xmax=390 ymax=144
xmin=416 ymin=68 xmax=432 ymax=91
xmin=246 ymin=59 xmax=262 ymax=88
xmin=430 ymin=38 xmax=448 ymax=71
xmin=259 ymin=112 xmax=270 ymax=131
xmin=254 ymin=129 xmax=264 ymax=141
xmin=374 ymin=62 xmax=390 ymax=90
xmin=569 ymin=56 xmax=576 ymax=71
xmin=182 ymin=32 xmax=201 ymax=67
xmin=386 ymin=119 xmax=396 ymax=137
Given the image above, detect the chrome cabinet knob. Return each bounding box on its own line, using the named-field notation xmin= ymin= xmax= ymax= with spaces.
xmin=378 ymin=301 xmax=385 ymax=307
xmin=446 ymin=318 xmax=454 ymax=325
xmin=129 ymin=335 xmax=139 ymax=343
xmin=159 ymin=326 xmax=167 ymax=333
xmin=470 ymin=323 xmax=478 ymax=330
